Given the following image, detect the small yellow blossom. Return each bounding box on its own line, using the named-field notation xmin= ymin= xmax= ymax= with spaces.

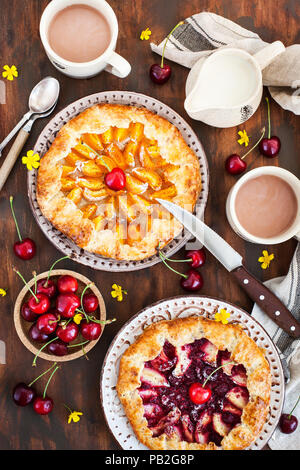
xmin=22 ymin=150 xmax=40 ymax=171
xmin=258 ymin=250 xmax=274 ymax=269
xmin=140 ymin=27 xmax=152 ymax=40
xmin=68 ymin=411 xmax=83 ymax=424
xmin=215 ymin=308 xmax=231 ymax=325
xmin=2 ymin=65 xmax=18 ymax=81
xmin=73 ymin=313 xmax=83 ymax=325
xmin=0 ymin=289 xmax=7 ymax=297
xmin=238 ymin=130 xmax=250 ymax=147
xmin=111 ymin=283 xmax=127 ymax=302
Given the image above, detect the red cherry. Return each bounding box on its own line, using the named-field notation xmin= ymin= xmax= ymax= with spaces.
xmin=279 ymin=414 xmax=298 ymax=434
xmin=47 ymin=339 xmax=68 ymax=357
xmin=29 ymin=324 xmax=49 ymax=343
xmin=105 ymin=167 xmax=126 ymax=191
xmin=56 ymin=293 xmax=80 ymax=318
xmin=82 ymin=293 xmax=99 ymax=313
xmin=37 ymin=313 xmax=58 ymax=335
xmin=81 ymin=321 xmax=102 ymax=341
xmin=21 ymin=302 xmax=38 ymax=322
xmin=180 ymin=269 xmax=203 ymax=291
xmin=28 ymin=293 xmax=50 ymax=315
xmin=13 ymin=238 xmax=36 ymax=260
xmin=13 ymin=383 xmax=36 ymax=406
xmin=56 ymin=322 xmax=79 ymax=343
xmin=225 ymin=154 xmax=247 ymax=175
xmin=186 ymin=249 xmax=206 ymax=268
xmin=33 ymin=396 xmax=53 ymax=415
xmin=259 ymin=136 xmax=281 ymax=158
xmin=57 ymin=275 xmax=78 ymax=294
xmin=189 ymin=383 xmax=212 ymax=405
xmin=36 ymin=279 xmax=57 ymax=298
xmin=150 ymin=64 xmax=171 ymax=84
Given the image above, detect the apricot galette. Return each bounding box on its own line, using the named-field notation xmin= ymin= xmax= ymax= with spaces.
xmin=117 ymin=317 xmax=271 ymax=450
xmin=37 ymin=104 xmax=201 ymax=260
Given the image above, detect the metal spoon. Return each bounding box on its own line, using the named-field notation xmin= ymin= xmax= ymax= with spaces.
xmin=0 ymin=76 xmax=60 ymax=156
xmin=0 ymin=78 xmax=59 ymax=191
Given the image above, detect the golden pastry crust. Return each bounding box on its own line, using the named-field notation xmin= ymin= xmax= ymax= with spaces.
xmin=117 ymin=317 xmax=271 ymax=450
xmin=37 ymin=104 xmax=201 ymax=260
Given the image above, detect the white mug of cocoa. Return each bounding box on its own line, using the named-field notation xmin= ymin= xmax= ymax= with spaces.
xmin=40 ymin=0 xmax=131 ymax=79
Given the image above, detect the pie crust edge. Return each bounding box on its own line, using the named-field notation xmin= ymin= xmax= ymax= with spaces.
xmin=116 ymin=316 xmax=271 ymax=450
xmin=36 ymin=104 xmax=201 ymax=260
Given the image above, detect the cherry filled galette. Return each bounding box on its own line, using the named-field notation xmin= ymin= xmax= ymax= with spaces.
xmin=117 ymin=317 xmax=271 ymax=450
xmin=37 ymin=104 xmax=201 ymax=260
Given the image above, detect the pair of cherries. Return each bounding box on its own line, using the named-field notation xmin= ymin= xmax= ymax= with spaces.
xmin=13 ymin=363 xmax=59 ymax=415
xmin=159 ymin=247 xmax=206 ymax=292
xmin=226 ymin=97 xmax=281 ymax=175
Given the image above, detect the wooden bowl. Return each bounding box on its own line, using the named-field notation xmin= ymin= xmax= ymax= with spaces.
xmin=14 ymin=269 xmax=106 ymax=362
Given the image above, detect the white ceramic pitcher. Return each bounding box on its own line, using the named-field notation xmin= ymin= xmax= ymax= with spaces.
xmin=184 ymin=41 xmax=285 ymax=128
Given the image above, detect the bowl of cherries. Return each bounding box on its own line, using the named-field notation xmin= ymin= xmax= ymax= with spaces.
xmin=13 ymin=265 xmax=109 ymax=363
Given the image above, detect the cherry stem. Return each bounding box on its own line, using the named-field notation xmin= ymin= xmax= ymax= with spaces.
xmin=43 ymin=365 xmax=60 ymax=399
xmin=45 ymin=255 xmax=69 ymax=286
xmin=89 ymin=316 xmax=116 ymax=325
xmin=158 ymin=251 xmax=187 ymax=279
xmin=241 ymin=127 xmax=266 ymax=160
xmin=75 ymin=308 xmax=89 ymax=322
xmin=161 ymin=21 xmax=184 ymax=68
xmin=10 ymin=196 xmax=22 ymax=242
xmin=82 ymin=142 xmax=110 ymax=171
xmin=32 ymin=271 xmax=37 ymax=295
xmin=266 ymin=97 xmax=271 ymax=139
xmin=28 ymin=362 xmax=57 ymax=387
xmin=202 ymin=361 xmax=236 ymax=388
xmin=32 ymin=337 xmax=58 ymax=367
xmin=63 ymin=403 xmax=73 ymax=414
xmin=14 ymin=268 xmax=38 ymax=303
xmin=159 ymin=251 xmax=192 ymax=264
xmin=67 ymin=340 xmax=90 ymax=349
xmin=288 ymin=394 xmax=300 ymax=420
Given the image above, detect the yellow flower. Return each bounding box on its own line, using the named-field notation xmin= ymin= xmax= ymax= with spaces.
xmin=22 ymin=150 xmax=40 ymax=171
xmin=2 ymin=65 xmax=18 ymax=81
xmin=68 ymin=411 xmax=83 ymax=424
xmin=258 ymin=250 xmax=274 ymax=269
xmin=73 ymin=313 xmax=83 ymax=325
xmin=215 ymin=308 xmax=231 ymax=325
xmin=0 ymin=289 xmax=6 ymax=297
xmin=111 ymin=284 xmax=127 ymax=302
xmin=140 ymin=27 xmax=152 ymax=40
xmin=237 ymin=130 xmax=249 ymax=147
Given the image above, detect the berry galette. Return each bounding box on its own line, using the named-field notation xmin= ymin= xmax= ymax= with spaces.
xmin=37 ymin=104 xmax=201 ymax=260
xmin=117 ymin=316 xmax=271 ymax=450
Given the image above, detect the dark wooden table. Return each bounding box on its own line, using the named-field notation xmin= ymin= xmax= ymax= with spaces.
xmin=0 ymin=0 xmax=299 ymax=451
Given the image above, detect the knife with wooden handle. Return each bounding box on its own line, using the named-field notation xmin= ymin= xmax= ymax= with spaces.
xmin=157 ymin=199 xmax=300 ymax=338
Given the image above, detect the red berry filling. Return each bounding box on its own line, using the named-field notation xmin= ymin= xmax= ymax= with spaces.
xmin=138 ymin=339 xmax=249 ymax=446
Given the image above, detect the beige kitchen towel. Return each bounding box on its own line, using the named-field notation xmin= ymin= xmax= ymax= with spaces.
xmin=150 ymin=12 xmax=300 ymax=114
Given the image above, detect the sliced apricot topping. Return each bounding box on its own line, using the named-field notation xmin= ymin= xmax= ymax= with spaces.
xmin=61 ymin=178 xmax=77 ymax=191
xmin=77 ymin=177 xmax=106 ymax=191
xmin=126 ymin=174 xmax=148 ymax=195
xmin=149 ymin=184 xmax=177 ymax=200
xmin=65 ymin=152 xmax=87 ymax=166
xmin=132 ymin=167 xmax=162 ymax=190
xmin=130 ymin=122 xmax=144 ymax=142
xmin=101 ymin=127 xmax=114 ymax=144
xmin=105 ymin=143 xmax=126 ymax=169
xmin=81 ymin=160 xmax=105 ymax=178
xmin=81 ymin=133 xmax=104 ymax=152
xmin=114 ymin=127 xmax=129 ymax=143
xmin=93 ymin=215 xmax=107 ymax=231
xmin=61 ymin=165 xmax=75 ymax=177
xmin=83 ymin=187 xmax=108 ymax=201
xmin=81 ymin=204 xmax=98 ymax=219
xmin=66 ymin=187 xmax=83 ymax=204
xmin=124 ymin=140 xmax=138 ymax=166
xmin=73 ymin=143 xmax=96 ymax=160
xmin=95 ymin=155 xmax=116 ymax=172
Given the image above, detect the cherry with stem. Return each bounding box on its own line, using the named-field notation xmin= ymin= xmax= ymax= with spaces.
xmin=10 ymin=196 xmax=36 ymax=260
xmin=225 ymin=127 xmax=266 ymax=175
xmin=279 ymin=394 xmax=300 ymax=434
xmin=33 ymin=364 xmax=60 ymax=415
xmin=150 ymin=21 xmax=184 ymax=85
xmin=189 ymin=362 xmax=235 ymax=405
xmin=158 ymin=249 xmax=203 ymax=292
xmin=14 ymin=268 xmax=50 ymax=315
xmin=13 ymin=362 xmax=57 ymax=407
xmin=259 ymin=97 xmax=281 ymax=158
xmin=37 ymin=256 xmax=69 ymax=297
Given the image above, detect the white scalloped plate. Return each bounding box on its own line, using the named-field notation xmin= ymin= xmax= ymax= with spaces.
xmin=100 ymin=296 xmax=284 ymax=450
xmin=28 ymin=91 xmax=209 ymax=272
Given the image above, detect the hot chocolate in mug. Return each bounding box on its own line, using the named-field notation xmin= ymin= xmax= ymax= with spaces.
xmin=185 ymin=42 xmax=285 ymax=128
xmin=40 ymin=0 xmax=131 ymax=79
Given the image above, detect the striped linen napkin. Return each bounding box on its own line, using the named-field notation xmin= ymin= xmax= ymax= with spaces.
xmin=252 ymin=243 xmax=300 ymax=450
xmin=150 ymin=12 xmax=300 ymax=114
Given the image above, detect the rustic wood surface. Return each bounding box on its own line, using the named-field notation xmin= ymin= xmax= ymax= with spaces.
xmin=0 ymin=0 xmax=299 ymax=450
